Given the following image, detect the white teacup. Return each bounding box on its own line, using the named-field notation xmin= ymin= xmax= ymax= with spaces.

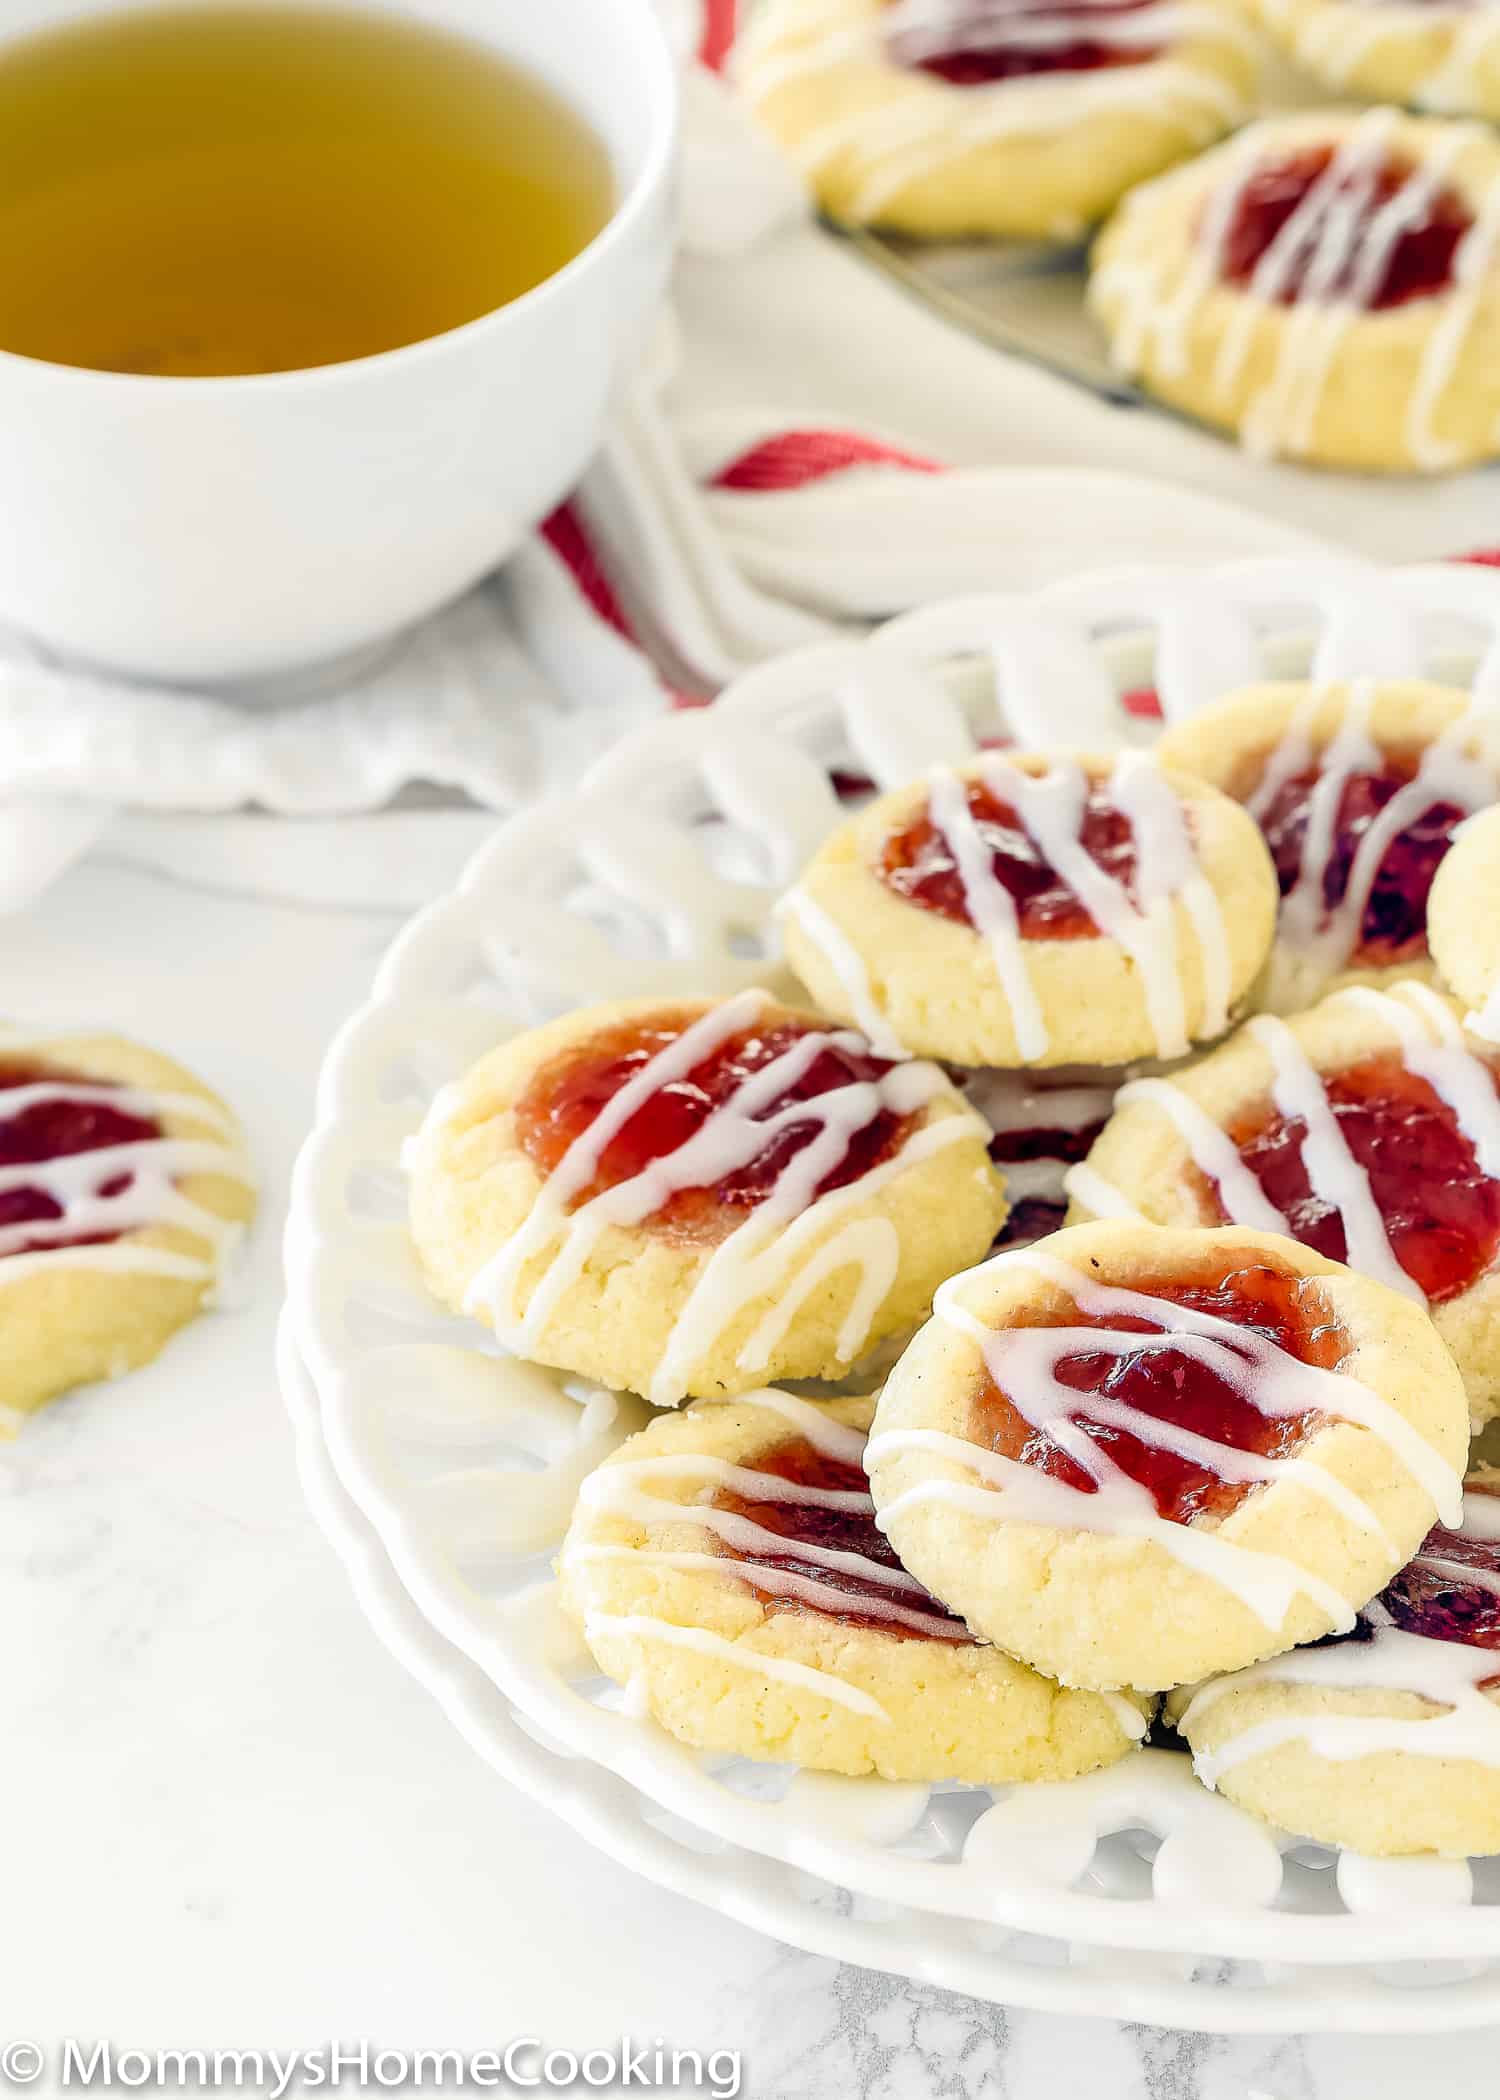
xmin=0 ymin=0 xmax=676 ymax=687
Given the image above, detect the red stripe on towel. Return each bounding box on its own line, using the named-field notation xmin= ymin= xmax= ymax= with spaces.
xmin=700 ymin=0 xmax=739 ymax=71
xmin=541 ymin=502 xmax=637 ymax=642
xmin=712 ymin=429 xmax=945 ymax=491
xmin=541 ymin=501 xmax=707 ymax=709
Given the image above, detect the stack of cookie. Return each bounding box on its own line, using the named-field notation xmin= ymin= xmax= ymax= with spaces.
xmin=733 ymin=1 xmax=1500 ymax=472
xmin=406 ymin=682 xmax=1500 ymax=1856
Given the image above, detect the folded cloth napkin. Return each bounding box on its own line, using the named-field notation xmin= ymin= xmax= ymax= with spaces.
xmin=0 ymin=0 xmax=1374 ymax=915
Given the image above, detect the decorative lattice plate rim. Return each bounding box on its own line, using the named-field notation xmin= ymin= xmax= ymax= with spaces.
xmin=285 ymin=555 xmax=1500 ymax=1995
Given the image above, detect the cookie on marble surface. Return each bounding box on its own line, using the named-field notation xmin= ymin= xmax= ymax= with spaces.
xmin=407 ymin=989 xmax=1005 ymax=1407
xmin=780 ymin=748 xmax=1275 ymax=1070
xmin=1258 ymin=0 xmax=1500 ymax=126
xmin=0 ymin=1026 xmax=255 ymax=1434
xmin=559 ymin=1387 xmax=1150 ymax=1781
xmin=1090 ymin=108 xmax=1500 ymax=472
xmin=866 ymin=1220 xmax=1468 ymax=1693
xmin=1428 ymin=801 xmax=1500 ymax=1048
xmin=1156 ymin=679 xmax=1500 ymax=1014
xmin=1170 ymin=1465 xmax=1500 ymax=1857
xmin=733 ymin=0 xmax=1259 ymax=241
xmin=1067 ymin=981 xmax=1500 ymax=1428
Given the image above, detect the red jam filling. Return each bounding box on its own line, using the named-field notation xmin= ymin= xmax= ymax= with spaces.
xmin=513 ymin=1009 xmax=912 ymax=1242
xmin=988 ymin=1117 xmax=1108 ymax=1249
xmin=880 ymin=778 xmax=1138 ymax=941
xmin=987 ymin=1117 xmax=1107 ymax=1170
xmin=970 ymin=1257 xmax=1344 ymax=1525
xmin=1378 ymin=1506 xmax=1500 ymax=1662
xmin=715 ymin=1436 xmax=973 ymax=1643
xmin=1212 ymin=1054 xmax=1500 ymax=1305
xmin=0 ymin=1063 xmax=160 ymax=1257
xmin=995 ymin=1196 xmax=1068 ymax=1248
xmin=887 ymin=0 xmax=1160 ymax=83
xmin=1254 ymin=756 xmax=1466 ymax=964
xmin=1217 ymin=149 xmax=1471 ymax=309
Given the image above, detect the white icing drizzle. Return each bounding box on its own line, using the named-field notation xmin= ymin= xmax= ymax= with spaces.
xmin=736 ymin=0 xmax=1254 ymax=229
xmin=1183 ymin=1620 xmax=1500 ymax=1782
xmin=571 ymin=1393 xmax=1146 ymax=1738
xmin=1111 ymin=749 xmax=1233 ymax=1042
xmin=583 ymin=1612 xmax=892 ymax=1721
xmin=732 ymin=1383 xmax=876 ymax=1464
xmin=924 ymin=764 xmax=1048 ymax=1062
xmin=1181 ymin=1492 xmax=1500 ymax=1780
xmin=0 ymin=1060 xmax=251 ymax=1293
xmin=1423 ymin=7 xmax=1500 ymax=113
xmin=1060 ymin=1162 xmax=1145 ymax=1221
xmin=1262 ymin=677 xmax=1380 ymax=961
xmin=577 ymin=1464 xmax=929 ymax=1593
xmin=1338 ymin=982 xmax=1500 ymax=1176
xmin=1308 ymin=696 xmax=1498 ymax=975
xmin=1248 ymin=1012 xmax=1420 ymax=1301
xmin=914 ymin=752 xmax=1229 ymax=1065
xmin=1111 ymin=1076 xmax=1288 ymax=1235
xmin=573 ymin=1546 xmax=965 ymax=1638
xmin=870 ymin=1422 xmax=1363 ymax=1630
xmin=869 ymin=1246 xmax=1461 ymax=1634
xmin=886 ymin=0 xmax=1228 ymax=60
xmin=1094 ymin=109 xmax=1500 ymax=467
xmin=583 ymin=1450 xmax=874 ymax=1512
xmin=1087 ymin=983 xmax=1500 ymax=1304
xmin=566 ymin=1393 xmax=975 ymax=1722
xmin=449 ymin=989 xmax=978 ymax=1406
xmin=1269 ymin=0 xmax=1500 ymax=125
xmin=777 ymin=887 xmax=909 ymax=1061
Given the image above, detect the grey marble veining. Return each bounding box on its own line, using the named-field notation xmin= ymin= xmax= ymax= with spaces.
xmin=707 ymin=1936 xmax=1500 ymax=2097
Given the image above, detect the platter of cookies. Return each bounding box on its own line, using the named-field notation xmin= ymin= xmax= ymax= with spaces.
xmin=287 ymin=553 xmax=1500 ymax=2030
xmin=730 ymin=1 xmax=1500 ymax=472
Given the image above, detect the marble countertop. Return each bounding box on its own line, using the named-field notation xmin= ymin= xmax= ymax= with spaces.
xmin=3 ymin=828 xmax=1497 ymax=2100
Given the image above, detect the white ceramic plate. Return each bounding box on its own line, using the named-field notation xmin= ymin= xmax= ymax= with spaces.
xmin=285 ymin=554 xmax=1500 ymax=2030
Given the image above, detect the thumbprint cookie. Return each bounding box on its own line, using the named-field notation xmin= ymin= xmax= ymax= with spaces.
xmin=780 ymin=749 xmax=1276 ymax=1069
xmin=1259 ymin=0 xmax=1500 ymax=129
xmin=559 ymin=1387 xmax=1150 ymax=1781
xmin=1171 ymin=1466 xmax=1500 ymax=1856
xmin=866 ymin=1221 xmax=1468 ymax=1692
xmin=1156 ymin=680 xmax=1500 ymax=1014
xmin=1069 ymin=983 xmax=1500 ymax=1427
xmin=733 ymin=0 xmax=1259 ymax=241
xmin=1089 ymin=107 xmax=1500 ymax=471
xmin=1428 ymin=801 xmax=1500 ymax=1048
xmin=406 ymin=991 xmax=1005 ymax=1407
xmin=0 ymin=1025 xmax=255 ymax=1433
